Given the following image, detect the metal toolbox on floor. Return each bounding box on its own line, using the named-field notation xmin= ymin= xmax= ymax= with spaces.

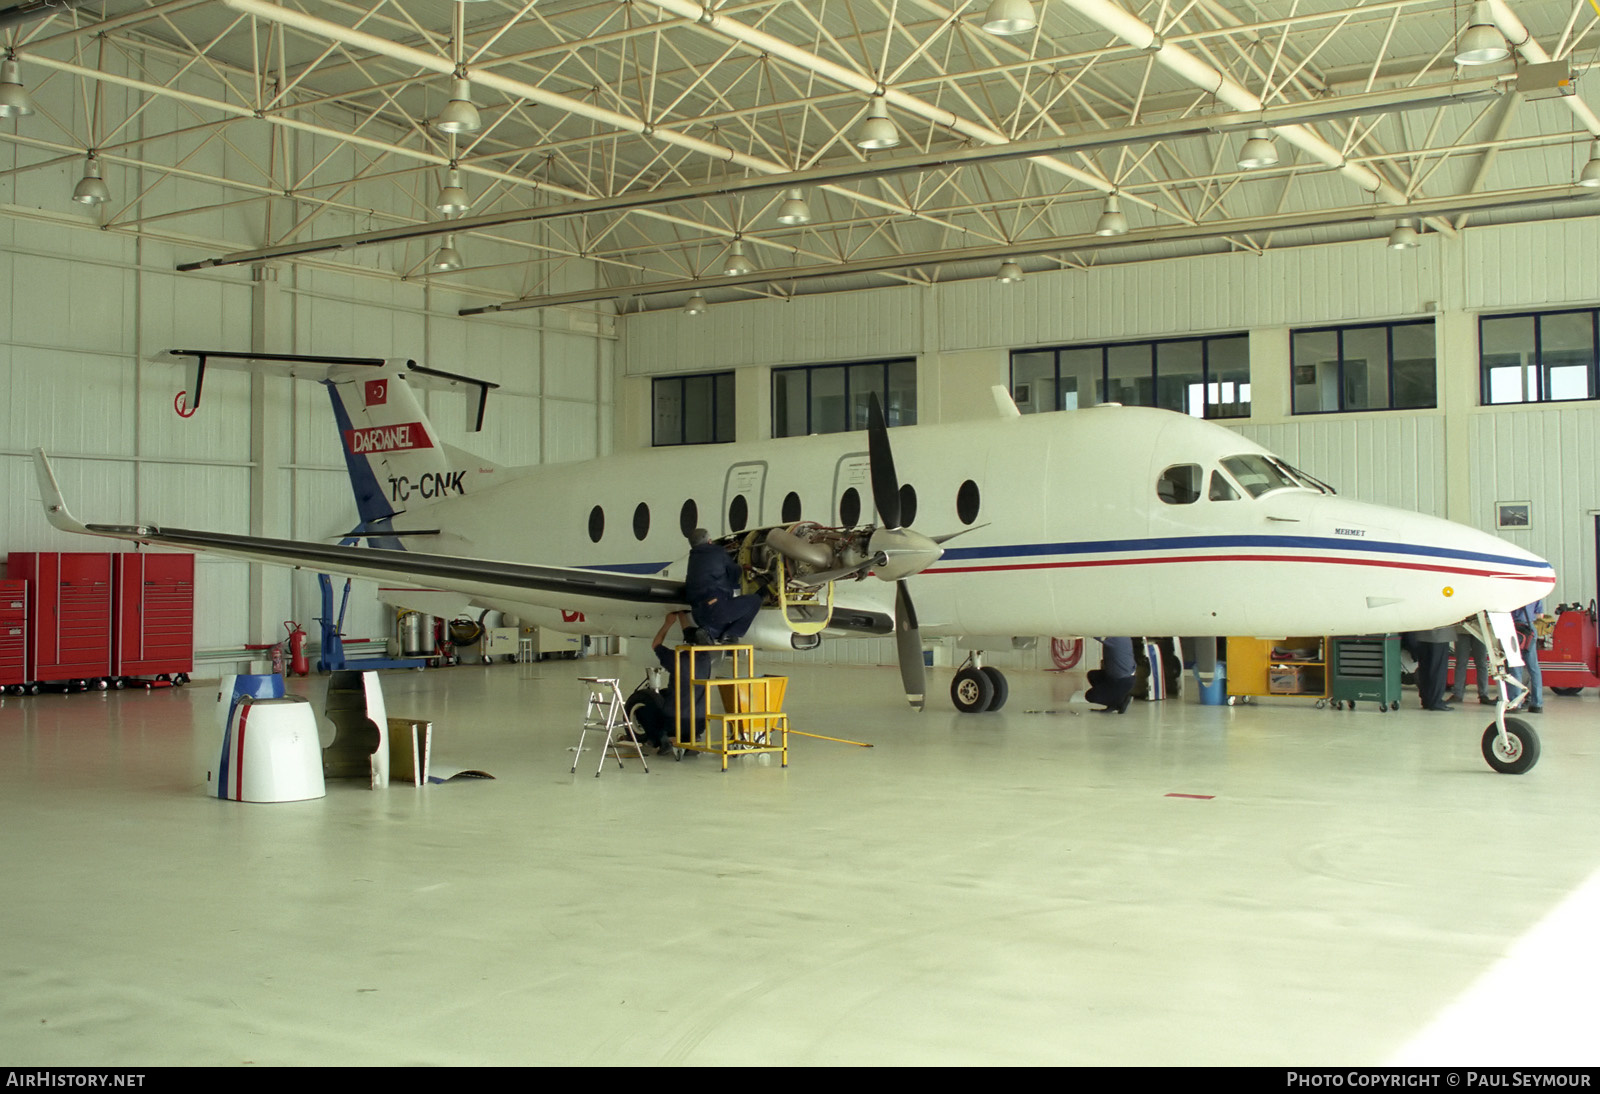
xmin=0 ymin=580 xmax=26 ymax=690
xmin=1329 ymin=635 xmax=1401 ymax=711
xmin=8 ymin=552 xmax=113 ymax=684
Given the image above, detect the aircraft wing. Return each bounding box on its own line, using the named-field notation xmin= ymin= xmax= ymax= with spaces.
xmin=33 ymin=450 xmax=686 ymax=613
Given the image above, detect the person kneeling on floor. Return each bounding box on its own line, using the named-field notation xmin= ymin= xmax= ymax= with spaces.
xmin=630 ymin=611 xmax=716 ymax=754
xmin=1086 ymin=636 xmax=1136 ymax=714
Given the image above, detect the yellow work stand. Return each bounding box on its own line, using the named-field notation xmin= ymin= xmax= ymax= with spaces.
xmin=673 ymin=643 xmax=790 ymax=772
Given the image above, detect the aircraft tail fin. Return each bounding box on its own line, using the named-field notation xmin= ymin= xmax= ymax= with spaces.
xmin=323 ymin=368 xmax=501 ymax=531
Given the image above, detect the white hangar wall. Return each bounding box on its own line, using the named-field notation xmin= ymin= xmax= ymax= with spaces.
xmin=619 ymin=217 xmax=1600 ymax=667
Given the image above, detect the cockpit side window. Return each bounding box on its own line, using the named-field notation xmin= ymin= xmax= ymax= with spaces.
xmin=1208 ymin=470 xmax=1240 ymax=501
xmin=1157 ymin=464 xmax=1202 ymax=505
xmin=1220 ymin=454 xmax=1299 ymax=499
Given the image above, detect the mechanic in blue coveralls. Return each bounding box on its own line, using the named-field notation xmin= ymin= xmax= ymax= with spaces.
xmin=685 ymin=528 xmax=762 ymax=643
xmin=631 ymin=611 xmax=714 ymax=753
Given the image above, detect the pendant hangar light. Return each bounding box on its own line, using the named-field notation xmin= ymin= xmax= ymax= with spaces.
xmin=996 ymin=260 xmax=1025 ymax=284
xmin=434 ymin=4 xmax=481 ymax=134
xmin=1236 ymin=128 xmax=1279 ymax=169
xmin=432 ymin=235 xmax=464 ymax=271
xmin=71 ymin=154 xmax=110 ymax=205
xmin=982 ymin=0 xmax=1038 ymax=36
xmin=856 ymin=96 xmax=900 ymax=150
xmin=1454 ymin=2 xmax=1510 ymax=66
xmin=775 ymin=188 xmax=812 ymax=226
xmin=1094 ymin=193 xmax=1128 ymax=236
xmin=684 ymin=293 xmax=708 ymax=315
xmin=435 ymin=162 xmax=470 ymax=215
xmin=435 ymin=76 xmax=481 ymax=133
xmin=1387 ymin=218 xmax=1422 ymax=250
xmin=0 ymin=51 xmax=34 ymax=118
xmin=1579 ymin=139 xmax=1600 ymax=188
xmin=72 ymin=38 xmax=109 ymax=206
xmin=723 ymin=239 xmax=755 ymax=276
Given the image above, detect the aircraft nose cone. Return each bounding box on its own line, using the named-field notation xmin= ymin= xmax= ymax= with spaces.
xmin=1409 ymin=511 xmax=1555 ymax=615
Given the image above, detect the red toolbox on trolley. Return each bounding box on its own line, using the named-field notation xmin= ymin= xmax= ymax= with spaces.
xmin=0 ymin=580 xmax=26 ymax=690
xmin=7 ymin=552 xmax=113 ymax=685
xmin=114 ymin=553 xmax=195 ymax=680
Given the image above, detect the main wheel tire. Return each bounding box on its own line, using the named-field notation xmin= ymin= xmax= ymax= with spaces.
xmin=980 ymin=666 xmax=1009 ymax=712
xmin=1482 ymin=717 xmax=1540 ymax=775
xmin=1551 ymin=686 xmax=1583 ymax=697
xmin=951 ymin=667 xmax=994 ymax=714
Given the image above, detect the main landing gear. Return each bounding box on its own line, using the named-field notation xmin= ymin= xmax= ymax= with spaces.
xmin=951 ymin=652 xmax=1008 ymax=713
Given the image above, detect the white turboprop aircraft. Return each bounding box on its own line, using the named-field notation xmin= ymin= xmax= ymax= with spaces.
xmin=33 ymin=351 xmax=1554 ymax=771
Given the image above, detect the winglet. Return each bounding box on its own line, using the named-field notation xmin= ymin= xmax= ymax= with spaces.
xmin=32 ymin=449 xmax=93 ymax=536
xmin=991 ymin=385 xmax=1022 ymax=418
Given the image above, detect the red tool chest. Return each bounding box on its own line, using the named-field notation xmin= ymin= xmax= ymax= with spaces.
xmin=7 ymin=552 xmax=113 ymax=684
xmin=0 ymin=580 xmax=26 ymax=691
xmin=114 ymin=553 xmax=195 ymax=679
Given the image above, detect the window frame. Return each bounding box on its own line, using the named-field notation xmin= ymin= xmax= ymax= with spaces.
xmin=1290 ymin=318 xmax=1437 ymax=415
xmin=1478 ymin=306 xmax=1600 ymax=406
xmin=1009 ymin=333 xmax=1251 ymax=420
xmin=652 ymin=370 xmax=736 ymax=447
xmin=770 ymin=357 xmax=917 ymax=438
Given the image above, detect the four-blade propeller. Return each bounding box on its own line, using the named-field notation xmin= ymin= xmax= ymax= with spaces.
xmin=864 ymin=393 xmax=942 ymax=711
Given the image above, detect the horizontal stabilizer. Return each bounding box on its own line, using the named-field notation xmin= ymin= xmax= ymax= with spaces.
xmin=163 ymin=350 xmax=499 ymax=430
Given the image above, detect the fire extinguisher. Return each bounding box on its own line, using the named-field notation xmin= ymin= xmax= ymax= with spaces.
xmin=284 ymin=621 xmax=310 ymax=677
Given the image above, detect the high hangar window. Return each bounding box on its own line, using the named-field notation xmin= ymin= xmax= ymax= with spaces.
xmin=1291 ymin=320 xmax=1436 ymax=414
xmin=653 ymin=371 xmax=735 ymax=446
xmin=1481 ymin=307 xmax=1598 ymax=405
xmin=772 ymin=359 xmax=916 ymax=438
xmin=1010 ymin=334 xmax=1249 ymax=419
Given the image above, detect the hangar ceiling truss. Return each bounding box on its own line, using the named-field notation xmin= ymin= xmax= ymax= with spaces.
xmin=0 ymin=0 xmax=1596 ymax=313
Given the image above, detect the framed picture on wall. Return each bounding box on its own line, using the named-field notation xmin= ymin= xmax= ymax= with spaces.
xmin=1496 ymin=502 xmax=1531 ymax=529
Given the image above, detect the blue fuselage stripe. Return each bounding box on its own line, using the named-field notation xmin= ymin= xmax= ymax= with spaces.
xmin=939 ymin=534 xmax=1550 ymax=573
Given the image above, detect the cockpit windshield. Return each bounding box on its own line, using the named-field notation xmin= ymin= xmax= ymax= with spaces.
xmin=1220 ymin=454 xmax=1301 ymax=498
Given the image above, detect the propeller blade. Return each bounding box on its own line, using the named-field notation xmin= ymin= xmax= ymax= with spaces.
xmin=866 ymin=393 xmax=901 ymax=530
xmin=895 ymin=580 xmax=925 ymax=712
xmin=930 ymin=522 xmax=989 ymax=545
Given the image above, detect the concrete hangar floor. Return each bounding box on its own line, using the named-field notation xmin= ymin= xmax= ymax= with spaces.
xmin=0 ymin=654 xmax=1596 ymax=1067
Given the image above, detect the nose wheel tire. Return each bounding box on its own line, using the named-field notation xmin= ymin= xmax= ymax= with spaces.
xmin=980 ymin=667 xmax=1009 ymax=712
xmin=1482 ymin=717 xmax=1540 ymax=775
xmin=951 ymin=667 xmax=995 ymax=713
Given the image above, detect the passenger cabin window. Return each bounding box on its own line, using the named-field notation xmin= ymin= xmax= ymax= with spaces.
xmin=1220 ymin=455 xmax=1299 ymax=498
xmin=1157 ymin=464 xmax=1202 ymax=505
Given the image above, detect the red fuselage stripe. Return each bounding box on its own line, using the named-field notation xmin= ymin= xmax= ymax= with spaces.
xmin=927 ymin=553 xmax=1548 ymax=582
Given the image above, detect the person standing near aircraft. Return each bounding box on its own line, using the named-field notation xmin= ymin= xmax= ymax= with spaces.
xmin=685 ymin=528 xmax=762 ymax=643
xmin=1450 ymin=621 xmax=1498 ymax=705
xmin=1085 ymin=637 xmax=1136 ymax=714
xmin=1406 ymin=626 xmax=1457 ymax=711
xmin=1513 ymin=599 xmax=1545 ymax=714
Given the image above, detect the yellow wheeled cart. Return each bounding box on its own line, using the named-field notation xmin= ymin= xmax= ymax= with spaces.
xmin=1225 ymin=636 xmax=1330 ymax=704
xmin=673 ymin=643 xmax=789 ymax=772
